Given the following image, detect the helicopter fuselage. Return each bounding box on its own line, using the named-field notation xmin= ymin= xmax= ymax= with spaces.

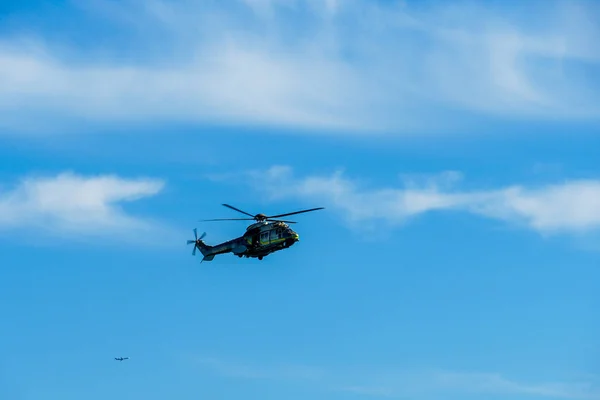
xmin=193 ymin=221 xmax=300 ymax=261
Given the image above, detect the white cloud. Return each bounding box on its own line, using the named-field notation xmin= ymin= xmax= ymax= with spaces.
xmin=429 ymin=371 xmax=599 ymax=399
xmin=339 ymin=371 xmax=599 ymax=399
xmin=0 ymin=172 xmax=166 ymax=241
xmin=0 ymin=0 xmax=599 ymax=134
xmin=195 ymin=356 xmax=599 ymax=399
xmin=243 ymin=165 xmax=600 ymax=235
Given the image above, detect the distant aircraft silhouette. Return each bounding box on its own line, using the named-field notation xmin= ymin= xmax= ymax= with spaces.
xmin=114 ymin=357 xmax=129 ymax=361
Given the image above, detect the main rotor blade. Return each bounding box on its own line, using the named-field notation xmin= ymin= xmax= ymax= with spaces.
xmin=267 ymin=207 xmax=324 ymax=219
xmin=199 ymin=218 xmax=255 ymax=221
xmin=222 ymin=204 xmax=255 ymax=217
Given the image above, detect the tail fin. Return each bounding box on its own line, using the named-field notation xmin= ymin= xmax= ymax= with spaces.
xmin=196 ymin=241 xmax=210 ymax=255
xmin=196 ymin=240 xmax=214 ymax=261
xmin=187 ymin=228 xmax=215 ymax=262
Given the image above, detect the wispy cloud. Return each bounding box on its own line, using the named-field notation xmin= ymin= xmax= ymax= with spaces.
xmin=339 ymin=371 xmax=599 ymax=399
xmin=234 ymin=165 xmax=600 ymax=236
xmin=0 ymin=171 xmax=168 ymax=243
xmin=427 ymin=371 xmax=600 ymax=399
xmin=1 ymin=0 xmax=599 ymax=134
xmin=195 ymin=357 xmax=599 ymax=399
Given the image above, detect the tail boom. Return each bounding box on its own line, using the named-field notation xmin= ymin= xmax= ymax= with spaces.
xmin=195 ymin=238 xmax=246 ymax=262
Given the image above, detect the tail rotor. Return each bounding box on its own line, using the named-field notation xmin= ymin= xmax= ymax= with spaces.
xmin=187 ymin=228 xmax=206 ymax=256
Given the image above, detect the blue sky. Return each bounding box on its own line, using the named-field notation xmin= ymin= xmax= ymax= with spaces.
xmin=1 ymin=0 xmax=599 ymax=399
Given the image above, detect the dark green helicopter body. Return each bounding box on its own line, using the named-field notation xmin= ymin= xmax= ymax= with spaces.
xmin=187 ymin=204 xmax=324 ymax=262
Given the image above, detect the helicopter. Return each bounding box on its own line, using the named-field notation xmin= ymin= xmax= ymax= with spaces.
xmin=187 ymin=203 xmax=324 ymax=261
xmin=114 ymin=357 xmax=129 ymax=362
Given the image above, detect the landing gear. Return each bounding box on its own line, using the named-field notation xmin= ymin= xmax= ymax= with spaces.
xmin=258 ymin=256 xmax=263 ymax=260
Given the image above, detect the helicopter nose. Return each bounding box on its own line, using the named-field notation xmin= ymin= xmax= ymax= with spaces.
xmin=293 ymin=233 xmax=299 ymax=241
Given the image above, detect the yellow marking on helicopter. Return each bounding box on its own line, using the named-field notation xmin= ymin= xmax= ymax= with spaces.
xmin=261 ymin=237 xmax=287 ymax=246
xmin=245 ymin=236 xmax=289 ymax=246
xmin=260 ymin=233 xmax=299 ymax=246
